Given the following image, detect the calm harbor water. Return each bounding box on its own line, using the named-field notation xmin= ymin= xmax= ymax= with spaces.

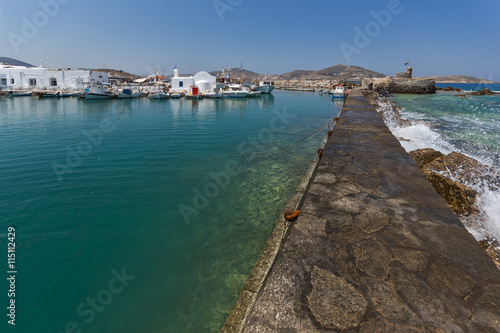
xmin=0 ymin=91 xmax=341 ymax=332
xmin=386 ymin=84 xmax=500 ymax=242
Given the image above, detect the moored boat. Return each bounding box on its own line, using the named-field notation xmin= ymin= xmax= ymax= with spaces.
xmin=203 ymin=90 xmax=222 ymax=98
xmin=148 ymin=91 xmax=170 ymax=99
xmin=6 ymin=90 xmax=32 ymax=97
xmin=332 ymin=85 xmax=348 ymax=98
xmin=221 ymin=84 xmax=248 ymax=98
xmin=247 ymin=90 xmax=261 ymax=97
xmin=85 ymin=83 xmax=116 ymax=100
xmin=118 ymin=88 xmax=140 ymax=99
xmin=253 ymin=80 xmax=274 ymax=94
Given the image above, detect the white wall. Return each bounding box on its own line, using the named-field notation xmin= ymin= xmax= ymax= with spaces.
xmin=0 ymin=67 xmax=108 ymax=89
xmin=170 ymin=76 xmax=195 ymax=92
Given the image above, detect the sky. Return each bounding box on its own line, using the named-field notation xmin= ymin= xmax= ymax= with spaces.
xmin=0 ymin=0 xmax=499 ymax=80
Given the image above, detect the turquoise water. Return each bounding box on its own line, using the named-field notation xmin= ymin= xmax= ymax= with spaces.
xmin=0 ymin=91 xmax=340 ymax=332
xmin=385 ymin=89 xmax=500 ymax=241
xmin=436 ymin=82 xmax=500 ymax=92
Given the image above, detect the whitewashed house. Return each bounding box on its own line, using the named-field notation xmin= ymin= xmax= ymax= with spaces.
xmin=170 ymin=67 xmax=216 ymax=93
xmin=0 ymin=61 xmax=108 ymax=90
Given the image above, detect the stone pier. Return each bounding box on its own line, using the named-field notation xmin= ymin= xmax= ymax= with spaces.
xmin=222 ymin=89 xmax=500 ymax=332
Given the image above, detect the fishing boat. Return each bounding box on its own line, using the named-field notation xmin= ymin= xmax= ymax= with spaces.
xmin=148 ymin=91 xmax=170 ymax=99
xmin=170 ymin=92 xmax=181 ymax=98
xmin=6 ymin=90 xmax=32 ymax=97
xmin=118 ymin=88 xmax=140 ymax=99
xmin=85 ymin=83 xmax=116 ymax=100
xmin=203 ymin=90 xmax=222 ymax=98
xmin=38 ymin=91 xmax=61 ymax=98
xmin=221 ymin=84 xmax=249 ymax=98
xmin=332 ymin=85 xmax=348 ymax=98
xmin=253 ymin=80 xmax=274 ymax=94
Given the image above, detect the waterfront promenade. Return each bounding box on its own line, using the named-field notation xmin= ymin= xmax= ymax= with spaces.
xmin=222 ymin=89 xmax=500 ymax=332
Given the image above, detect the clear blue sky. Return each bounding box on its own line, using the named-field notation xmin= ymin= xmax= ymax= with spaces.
xmin=1 ymin=0 xmax=499 ymax=80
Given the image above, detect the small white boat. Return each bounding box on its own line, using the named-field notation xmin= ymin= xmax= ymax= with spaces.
xmin=203 ymin=91 xmax=222 ymax=98
xmin=85 ymin=83 xmax=116 ymax=100
xmin=38 ymin=91 xmax=61 ymax=98
xmin=7 ymin=91 xmax=32 ymax=97
xmin=118 ymin=88 xmax=140 ymax=99
xmin=148 ymin=91 xmax=170 ymax=99
xmin=170 ymin=93 xmax=181 ymax=98
xmin=332 ymin=85 xmax=348 ymax=99
xmin=222 ymin=84 xmax=248 ymax=98
xmin=247 ymin=90 xmax=261 ymax=97
xmin=253 ymin=80 xmax=274 ymax=94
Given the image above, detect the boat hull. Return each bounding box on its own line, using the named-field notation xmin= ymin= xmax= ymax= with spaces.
xmin=222 ymin=92 xmax=248 ymax=98
xmin=86 ymin=92 xmax=115 ymax=100
xmin=148 ymin=93 xmax=169 ymax=99
xmin=253 ymin=85 xmax=274 ymax=94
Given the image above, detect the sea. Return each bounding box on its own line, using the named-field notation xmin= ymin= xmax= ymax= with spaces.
xmin=383 ymin=83 xmax=500 ymax=242
xmin=0 ymin=91 xmax=341 ymax=332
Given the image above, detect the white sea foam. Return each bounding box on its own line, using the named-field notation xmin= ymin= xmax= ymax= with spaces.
xmin=377 ymin=98 xmax=500 ymax=242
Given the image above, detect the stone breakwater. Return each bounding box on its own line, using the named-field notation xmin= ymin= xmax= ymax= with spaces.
xmin=362 ymin=76 xmax=437 ymax=94
xmin=363 ymin=89 xmax=500 ymax=270
xmin=221 ymin=89 xmax=500 ymax=332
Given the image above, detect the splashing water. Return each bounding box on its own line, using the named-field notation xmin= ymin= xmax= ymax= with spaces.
xmin=378 ymin=92 xmax=500 ymax=242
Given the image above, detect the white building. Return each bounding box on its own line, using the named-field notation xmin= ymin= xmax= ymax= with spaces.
xmin=0 ymin=62 xmax=109 ymax=90
xmin=170 ymin=67 xmax=216 ymax=93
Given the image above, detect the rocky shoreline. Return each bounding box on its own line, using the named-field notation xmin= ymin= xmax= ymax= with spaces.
xmin=363 ymin=89 xmax=500 ymax=270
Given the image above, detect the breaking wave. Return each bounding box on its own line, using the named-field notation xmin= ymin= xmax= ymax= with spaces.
xmin=377 ymin=97 xmax=500 ymax=243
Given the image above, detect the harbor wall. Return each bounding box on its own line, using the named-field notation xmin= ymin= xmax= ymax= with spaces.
xmin=221 ymin=88 xmax=500 ymax=332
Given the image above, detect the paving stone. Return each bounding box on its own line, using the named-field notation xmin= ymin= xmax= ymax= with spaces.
xmin=307 ymin=266 xmax=368 ymax=330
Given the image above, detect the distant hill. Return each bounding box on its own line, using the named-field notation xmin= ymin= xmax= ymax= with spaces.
xmin=88 ymin=68 xmax=141 ymax=79
xmin=418 ymin=75 xmax=498 ymax=84
xmin=208 ymin=68 xmax=262 ymax=81
xmin=268 ymin=64 xmax=386 ymax=81
xmin=0 ymin=57 xmax=35 ymax=67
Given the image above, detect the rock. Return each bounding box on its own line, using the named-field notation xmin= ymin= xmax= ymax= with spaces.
xmin=363 ymin=77 xmax=436 ymax=94
xmin=437 ymin=86 xmax=463 ymax=92
xmin=479 ymin=237 xmax=500 ymax=270
xmin=395 ymin=66 xmax=412 ymax=79
xmin=423 ymin=170 xmax=479 ymax=216
xmin=409 ymin=150 xmax=500 ymax=215
xmin=426 ymin=152 xmax=500 ymax=189
xmin=375 ymin=97 xmax=412 ymax=127
xmin=468 ymin=88 xmax=495 ymax=95
xmin=456 ymin=93 xmax=468 ymax=98
xmin=409 ymin=148 xmax=443 ymax=168
xmin=409 ymin=150 xmax=482 ymax=215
